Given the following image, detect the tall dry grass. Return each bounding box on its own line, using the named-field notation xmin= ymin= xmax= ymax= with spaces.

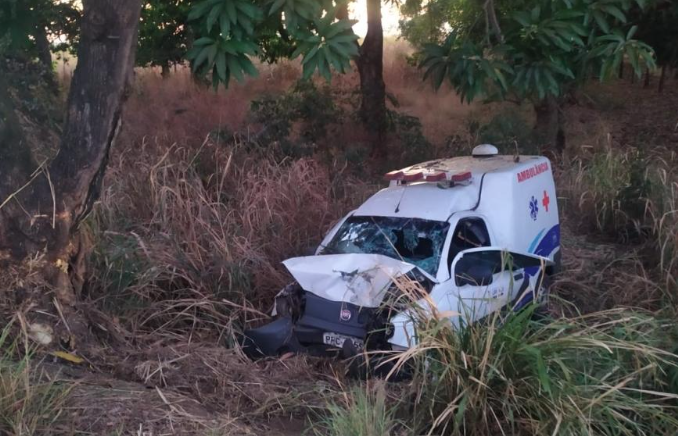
xmin=91 ymin=133 xmax=375 ymax=339
xmin=557 ymin=145 xmax=678 ymax=311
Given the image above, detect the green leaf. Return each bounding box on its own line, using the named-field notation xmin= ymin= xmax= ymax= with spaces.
xmin=228 ymin=55 xmax=245 ymax=82
xmin=188 ymin=0 xmax=213 ymax=21
xmin=207 ymin=44 xmax=218 ymax=66
xmin=302 ymin=53 xmax=318 ymax=79
xmin=192 ymin=46 xmax=210 ymax=72
xmin=236 ymin=1 xmax=259 ymax=19
xmin=302 ymin=45 xmax=320 ymax=65
xmin=269 ymin=0 xmax=286 ymax=15
xmin=600 ymin=5 xmax=627 ymax=23
xmin=216 ymin=51 xmax=227 ymax=81
xmin=592 ymin=10 xmax=609 ymax=32
xmin=226 ymin=0 xmax=238 ymax=24
xmin=290 ymin=41 xmax=314 ymax=59
xmin=239 ymin=55 xmax=259 ymax=77
xmin=206 ymin=3 xmax=223 ymax=32
xmin=193 ymin=37 xmax=215 ymax=47
xmin=220 ymin=12 xmax=231 ymax=35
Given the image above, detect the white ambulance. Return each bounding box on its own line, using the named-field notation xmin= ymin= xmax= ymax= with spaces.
xmin=243 ymin=145 xmax=561 ymax=357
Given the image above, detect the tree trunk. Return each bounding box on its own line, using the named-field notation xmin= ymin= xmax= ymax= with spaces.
xmin=161 ymin=63 xmax=171 ymax=78
xmin=34 ymin=24 xmax=56 ymax=90
xmin=643 ymin=67 xmax=651 ymax=88
xmin=618 ymin=60 xmax=624 ymax=79
xmin=658 ymin=64 xmax=666 ymax=93
xmin=357 ymin=0 xmax=387 ymax=157
xmin=0 ymin=0 xmax=142 ymax=306
xmin=533 ymin=96 xmax=565 ymax=154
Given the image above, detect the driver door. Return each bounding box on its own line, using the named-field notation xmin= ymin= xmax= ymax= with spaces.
xmin=450 ymin=247 xmax=550 ymax=322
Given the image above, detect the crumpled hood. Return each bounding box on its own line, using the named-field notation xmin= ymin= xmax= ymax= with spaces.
xmin=282 ymin=253 xmax=433 ymax=308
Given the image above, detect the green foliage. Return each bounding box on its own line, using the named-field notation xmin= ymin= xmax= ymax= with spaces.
xmin=187 ymin=0 xmax=360 ymax=88
xmin=633 ymin=0 xmax=678 ymax=69
xmin=473 ymin=109 xmax=538 ymax=155
xmin=137 ymin=0 xmax=192 ymax=71
xmin=408 ymin=0 xmax=657 ymax=104
xmin=420 ymin=33 xmax=511 ymax=103
xmin=387 ymin=110 xmax=434 ymax=165
xmin=0 ymin=0 xmax=79 ymax=56
xmin=249 ymin=80 xmax=342 ymax=156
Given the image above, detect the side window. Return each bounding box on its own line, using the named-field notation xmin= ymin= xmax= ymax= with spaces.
xmin=447 ymin=218 xmax=491 ymax=271
xmin=454 ymin=250 xmax=503 ymax=286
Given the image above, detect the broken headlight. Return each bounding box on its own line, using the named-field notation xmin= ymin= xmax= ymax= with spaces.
xmin=272 ymin=282 xmax=303 ymax=320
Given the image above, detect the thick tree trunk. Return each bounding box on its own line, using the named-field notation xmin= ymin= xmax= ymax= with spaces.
xmin=534 ymin=96 xmax=565 ymax=154
xmin=0 ymin=0 xmax=142 ymax=306
xmin=357 ymin=0 xmax=387 ymax=157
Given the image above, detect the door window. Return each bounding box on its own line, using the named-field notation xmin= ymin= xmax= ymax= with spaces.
xmin=453 ymin=249 xmax=547 ymax=287
xmin=447 ymin=218 xmax=491 ymax=271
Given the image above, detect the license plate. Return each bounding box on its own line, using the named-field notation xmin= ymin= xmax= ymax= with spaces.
xmin=323 ymin=332 xmax=364 ymax=350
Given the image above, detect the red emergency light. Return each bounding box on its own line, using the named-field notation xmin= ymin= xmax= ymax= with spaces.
xmin=402 ymin=171 xmax=424 ymax=182
xmin=384 ymin=170 xmax=403 ymax=181
xmin=425 ymin=172 xmax=447 ymax=182
xmin=451 ymin=171 xmax=472 ymax=183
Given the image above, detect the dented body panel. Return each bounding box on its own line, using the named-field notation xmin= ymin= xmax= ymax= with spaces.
xmin=282 ymin=254 xmax=420 ymax=308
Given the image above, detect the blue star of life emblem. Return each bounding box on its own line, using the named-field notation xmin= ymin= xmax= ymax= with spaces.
xmin=529 ymin=196 xmax=539 ymax=221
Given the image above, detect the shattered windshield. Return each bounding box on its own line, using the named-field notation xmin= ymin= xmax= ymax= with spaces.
xmin=322 ymin=216 xmax=449 ymax=276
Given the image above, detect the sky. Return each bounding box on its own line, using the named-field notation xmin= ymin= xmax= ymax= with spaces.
xmin=351 ymin=0 xmax=402 ymax=37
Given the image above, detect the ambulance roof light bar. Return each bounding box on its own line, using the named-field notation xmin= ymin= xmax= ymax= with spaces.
xmin=384 ymin=170 xmax=472 ymax=185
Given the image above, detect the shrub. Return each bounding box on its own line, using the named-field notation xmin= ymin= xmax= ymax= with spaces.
xmin=474 ymin=109 xmax=537 ymax=155
xmin=249 ymin=80 xmax=343 ymax=156
xmin=389 ymin=304 xmax=678 ymax=436
xmin=387 ymin=110 xmax=435 ymax=166
xmin=310 ymin=382 xmax=405 ymax=436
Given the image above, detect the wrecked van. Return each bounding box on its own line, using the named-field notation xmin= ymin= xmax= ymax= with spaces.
xmin=242 ymin=145 xmax=561 ymax=358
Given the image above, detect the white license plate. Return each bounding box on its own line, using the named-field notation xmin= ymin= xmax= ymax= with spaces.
xmin=323 ymin=332 xmax=364 ymax=350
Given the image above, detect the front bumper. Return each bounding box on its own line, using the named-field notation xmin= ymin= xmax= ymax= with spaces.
xmin=241 ymin=292 xmax=381 ymax=358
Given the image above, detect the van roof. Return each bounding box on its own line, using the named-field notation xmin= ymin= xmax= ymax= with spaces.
xmin=402 ymin=155 xmax=539 ymax=175
xmin=354 ymin=155 xmax=548 ymax=222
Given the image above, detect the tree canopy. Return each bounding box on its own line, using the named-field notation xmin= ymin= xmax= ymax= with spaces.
xmin=186 ymin=0 xmax=361 ymax=87
xmin=0 ymin=0 xmax=80 ymax=56
xmin=137 ymin=0 xmax=192 ymax=73
xmin=402 ymin=0 xmax=658 ymax=104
